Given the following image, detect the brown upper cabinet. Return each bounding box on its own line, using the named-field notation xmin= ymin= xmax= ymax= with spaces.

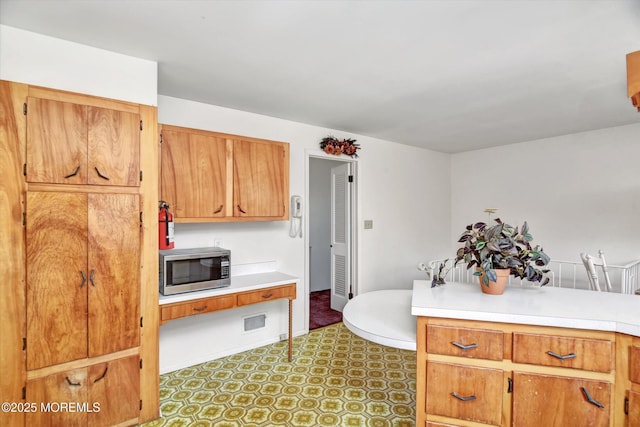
xmin=26 ymin=96 xmax=141 ymax=186
xmin=160 ymin=124 xmax=289 ymax=222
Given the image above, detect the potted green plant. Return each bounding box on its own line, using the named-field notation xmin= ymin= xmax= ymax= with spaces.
xmin=454 ymin=218 xmax=551 ymax=293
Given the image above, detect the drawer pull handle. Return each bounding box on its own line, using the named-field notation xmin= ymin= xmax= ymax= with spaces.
xmin=451 ymin=392 xmax=476 ymax=402
xmin=547 ymin=351 xmax=577 ymax=360
xmin=213 ymin=204 xmax=224 ymax=214
xmin=64 ymin=165 xmax=80 ymax=179
xmin=581 ymin=387 xmax=605 ymax=408
xmin=94 ymin=166 xmax=110 ymax=180
xmin=262 ymin=293 xmax=274 ymax=299
xmin=193 ymin=306 xmax=208 ymax=312
xmin=65 ymin=377 xmax=81 ymax=387
xmin=237 ymin=204 xmax=247 ymax=214
xmin=451 ymin=341 xmax=478 ymax=351
xmin=93 ymin=367 xmax=108 ymax=383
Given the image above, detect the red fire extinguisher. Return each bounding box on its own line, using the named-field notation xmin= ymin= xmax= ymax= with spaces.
xmin=159 ymin=201 xmax=175 ymax=250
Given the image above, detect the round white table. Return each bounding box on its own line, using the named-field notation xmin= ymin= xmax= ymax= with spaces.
xmin=342 ymin=289 xmax=416 ymax=350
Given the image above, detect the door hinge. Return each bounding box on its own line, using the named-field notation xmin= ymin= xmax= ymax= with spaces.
xmin=159 ymin=132 xmax=163 ymax=144
xmin=23 ymin=103 xmax=27 ymax=115
xmin=140 ymin=316 xmax=143 ymax=328
xmin=140 ymin=212 xmax=143 ymax=224
xmin=140 ymin=399 xmax=143 ymax=410
xmin=140 ymin=170 xmax=143 ymax=182
xmin=22 ymin=337 xmax=26 ymax=350
xmin=140 ymin=120 xmax=143 ymax=131
xmin=22 ymin=386 xmax=26 ymax=400
xmin=507 ymin=377 xmax=513 ymax=393
xmin=23 ymin=164 xmax=26 ymax=176
xmin=22 ymin=212 xmax=26 ymax=226
xmin=348 ymin=175 xmax=353 ymax=183
xmin=139 ymin=359 xmax=143 ymax=369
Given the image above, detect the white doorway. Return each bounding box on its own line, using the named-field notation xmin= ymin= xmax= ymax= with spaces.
xmin=306 ymin=154 xmax=357 ymax=330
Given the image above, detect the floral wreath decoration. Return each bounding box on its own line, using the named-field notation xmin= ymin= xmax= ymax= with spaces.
xmin=320 ymin=136 xmax=360 ymax=158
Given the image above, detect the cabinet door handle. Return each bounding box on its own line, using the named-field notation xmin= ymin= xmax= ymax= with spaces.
xmin=193 ymin=306 xmax=208 ymax=312
xmin=94 ymin=166 xmax=110 ymax=180
xmin=451 ymin=392 xmax=476 ymax=402
xmin=237 ymin=204 xmax=247 ymax=214
xmin=213 ymin=205 xmax=224 ymax=214
xmin=80 ymin=270 xmax=87 ymax=288
xmin=262 ymin=293 xmax=274 ymax=299
xmin=89 ymin=269 xmax=96 ymax=287
xmin=65 ymin=376 xmax=81 ymax=387
xmin=581 ymin=387 xmax=605 ymax=408
xmin=547 ymin=351 xmax=576 ymax=360
xmin=93 ymin=367 xmax=108 ymax=383
xmin=65 ymin=165 xmax=81 ymax=179
xmin=451 ymin=341 xmax=478 ymax=350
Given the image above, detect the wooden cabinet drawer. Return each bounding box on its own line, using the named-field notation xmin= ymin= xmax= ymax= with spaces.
xmin=513 ymin=333 xmax=613 ymax=373
xmin=512 ymin=372 xmax=611 ymax=427
xmin=427 ymin=325 xmax=504 ymax=361
xmin=426 ymin=362 xmax=503 ymax=425
xmin=161 ymin=295 xmax=236 ymax=322
xmin=237 ymin=284 xmax=296 ymax=306
xmin=631 ymin=346 xmax=640 ymax=383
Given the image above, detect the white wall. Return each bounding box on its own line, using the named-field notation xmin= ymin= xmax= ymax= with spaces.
xmin=158 ymin=95 xmax=451 ymax=372
xmin=451 ymin=122 xmax=640 ymax=265
xmin=0 ymin=25 xmax=157 ymax=106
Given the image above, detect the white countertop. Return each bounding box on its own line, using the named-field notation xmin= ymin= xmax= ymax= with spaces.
xmin=411 ymin=280 xmax=640 ymax=337
xmin=343 ymin=289 xmax=416 ymax=350
xmin=159 ymin=271 xmax=298 ymax=305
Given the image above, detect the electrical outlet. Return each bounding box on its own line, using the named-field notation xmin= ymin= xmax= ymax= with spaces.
xmin=214 ymin=239 xmax=223 ymax=248
xmin=280 ymin=333 xmax=288 ymax=341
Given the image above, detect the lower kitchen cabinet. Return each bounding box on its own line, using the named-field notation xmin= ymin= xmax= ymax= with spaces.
xmin=512 ymin=372 xmax=611 ymax=427
xmin=26 ymin=355 xmax=140 ymax=427
xmin=417 ymin=317 xmax=627 ymax=426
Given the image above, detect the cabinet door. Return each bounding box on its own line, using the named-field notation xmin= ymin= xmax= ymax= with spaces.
xmin=161 ymin=128 xmax=227 ymax=218
xmin=233 ymin=138 xmax=288 ymax=218
xmin=88 ymin=107 xmax=140 ymax=187
xmin=26 ymin=367 xmax=88 ymax=427
xmin=512 ymin=372 xmax=611 ymax=427
xmin=26 ymin=97 xmax=88 ymax=184
xmin=426 ymin=362 xmax=503 ymax=425
xmin=88 ymin=356 xmax=140 ymax=427
xmin=88 ymin=193 xmax=140 ymax=356
xmin=26 ymin=192 xmax=88 ymax=370
xmin=629 ymin=390 xmax=640 ymax=427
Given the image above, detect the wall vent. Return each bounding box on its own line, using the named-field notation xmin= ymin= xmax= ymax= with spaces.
xmin=243 ymin=314 xmax=266 ymax=332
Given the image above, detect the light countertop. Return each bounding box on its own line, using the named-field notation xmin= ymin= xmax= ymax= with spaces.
xmin=411 ymin=280 xmax=640 ymax=337
xmin=159 ymin=271 xmax=298 ymax=305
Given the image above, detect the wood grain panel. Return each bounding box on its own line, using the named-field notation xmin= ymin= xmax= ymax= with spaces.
xmin=629 ymin=390 xmax=640 ymax=426
xmin=88 ymin=107 xmax=140 ymax=187
xmin=0 ymin=79 xmax=28 ymax=427
xmin=513 ymin=332 xmax=613 ymax=373
xmin=26 ymin=97 xmax=87 ymax=184
xmin=425 ymin=362 xmax=503 ymax=425
xmin=426 ymin=325 xmax=504 ymax=361
xmin=27 ymin=192 xmax=88 ymax=370
xmin=88 ymin=193 xmax=140 ymax=357
xmin=237 ymin=284 xmax=296 ymax=306
xmin=233 ymin=138 xmax=288 ymax=218
xmin=161 ymin=295 xmax=237 ymax=323
xmin=631 ymin=346 xmax=640 ymax=384
xmin=88 ymin=355 xmax=140 ymax=427
xmin=160 ymin=126 xmax=227 ymax=218
xmin=512 ymin=372 xmax=611 ymax=427
xmin=26 ymin=367 xmax=88 ymax=427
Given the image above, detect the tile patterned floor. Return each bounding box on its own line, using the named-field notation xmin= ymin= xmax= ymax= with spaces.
xmin=143 ymin=322 xmax=416 ymax=427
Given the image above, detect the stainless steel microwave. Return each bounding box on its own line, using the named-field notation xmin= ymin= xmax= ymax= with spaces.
xmin=159 ymin=247 xmax=231 ymax=295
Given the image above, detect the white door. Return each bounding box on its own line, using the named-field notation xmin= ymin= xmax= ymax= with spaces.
xmin=330 ymin=163 xmax=351 ymax=311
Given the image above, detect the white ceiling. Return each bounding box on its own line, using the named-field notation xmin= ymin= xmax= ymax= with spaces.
xmin=2 ymin=0 xmax=639 ymax=153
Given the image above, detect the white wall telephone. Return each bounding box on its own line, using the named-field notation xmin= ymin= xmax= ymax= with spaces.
xmin=289 ymin=195 xmax=303 ymax=238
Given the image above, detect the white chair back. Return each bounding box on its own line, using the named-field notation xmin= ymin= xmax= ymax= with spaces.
xmin=580 ymin=250 xmax=613 ymax=292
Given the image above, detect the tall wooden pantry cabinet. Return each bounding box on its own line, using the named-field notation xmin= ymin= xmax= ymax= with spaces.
xmin=0 ymin=81 xmax=160 ymax=426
